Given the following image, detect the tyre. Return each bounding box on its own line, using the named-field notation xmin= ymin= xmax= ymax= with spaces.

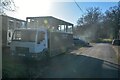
xmin=43 ymin=49 xmax=50 ymax=59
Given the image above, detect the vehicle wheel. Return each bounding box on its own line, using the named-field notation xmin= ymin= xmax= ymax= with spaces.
xmin=43 ymin=49 xmax=49 ymax=60
xmin=35 ymin=53 xmax=42 ymax=61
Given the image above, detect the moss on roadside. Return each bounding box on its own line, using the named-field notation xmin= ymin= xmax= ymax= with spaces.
xmin=92 ymin=38 xmax=112 ymax=43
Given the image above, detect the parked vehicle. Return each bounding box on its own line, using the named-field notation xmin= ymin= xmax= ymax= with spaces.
xmin=73 ymin=38 xmax=89 ymax=46
xmin=10 ymin=28 xmax=73 ymax=59
xmin=112 ymin=39 xmax=120 ymax=46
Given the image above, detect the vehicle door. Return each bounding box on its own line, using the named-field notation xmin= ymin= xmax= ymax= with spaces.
xmin=36 ymin=30 xmax=47 ymax=53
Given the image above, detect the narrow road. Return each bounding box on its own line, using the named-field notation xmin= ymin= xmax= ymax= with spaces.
xmin=36 ymin=43 xmax=120 ymax=78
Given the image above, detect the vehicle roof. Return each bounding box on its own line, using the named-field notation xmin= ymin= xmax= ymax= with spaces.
xmin=26 ymin=16 xmax=73 ymax=26
xmin=14 ymin=28 xmax=47 ymax=31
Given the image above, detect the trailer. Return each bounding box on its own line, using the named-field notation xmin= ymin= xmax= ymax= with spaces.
xmin=1 ymin=15 xmax=26 ymax=47
xmin=26 ymin=16 xmax=73 ymax=33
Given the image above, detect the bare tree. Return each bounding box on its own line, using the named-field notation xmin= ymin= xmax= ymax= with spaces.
xmin=0 ymin=0 xmax=16 ymax=15
xmin=76 ymin=7 xmax=103 ymax=42
xmin=104 ymin=1 xmax=120 ymax=39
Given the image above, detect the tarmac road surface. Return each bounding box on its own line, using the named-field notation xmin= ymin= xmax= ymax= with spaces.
xmin=34 ymin=43 xmax=120 ymax=78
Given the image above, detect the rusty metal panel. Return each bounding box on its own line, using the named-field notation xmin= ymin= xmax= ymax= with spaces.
xmin=1 ymin=15 xmax=26 ymax=47
xmin=26 ymin=16 xmax=74 ymax=33
xmin=2 ymin=16 xmax=7 ymax=47
xmin=49 ymin=32 xmax=73 ymax=57
xmin=27 ymin=17 xmax=52 ymax=29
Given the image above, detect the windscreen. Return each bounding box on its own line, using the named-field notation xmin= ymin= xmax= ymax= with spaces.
xmin=37 ymin=31 xmax=45 ymax=44
xmin=12 ymin=30 xmax=37 ymax=42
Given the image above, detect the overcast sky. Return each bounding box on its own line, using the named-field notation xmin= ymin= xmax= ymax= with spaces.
xmin=6 ymin=0 xmax=119 ymax=25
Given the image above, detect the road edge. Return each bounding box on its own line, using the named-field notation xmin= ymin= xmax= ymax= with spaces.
xmin=112 ymin=45 xmax=120 ymax=65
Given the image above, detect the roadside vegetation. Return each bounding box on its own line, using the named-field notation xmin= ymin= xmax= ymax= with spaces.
xmin=92 ymin=38 xmax=112 ymax=43
xmin=74 ymin=2 xmax=120 ymax=43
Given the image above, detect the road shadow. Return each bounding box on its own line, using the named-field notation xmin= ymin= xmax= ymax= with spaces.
xmin=38 ymin=53 xmax=120 ymax=78
xmin=2 ymin=47 xmax=120 ymax=78
xmin=67 ymin=45 xmax=93 ymax=54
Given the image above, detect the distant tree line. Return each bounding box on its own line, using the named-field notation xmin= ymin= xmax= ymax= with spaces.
xmin=74 ymin=2 xmax=120 ymax=42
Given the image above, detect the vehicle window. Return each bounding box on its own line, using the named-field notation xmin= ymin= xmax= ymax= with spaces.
xmin=12 ymin=30 xmax=36 ymax=42
xmin=13 ymin=30 xmax=21 ymax=40
xmin=8 ymin=32 xmax=11 ymax=37
xmin=73 ymin=38 xmax=79 ymax=40
xmin=114 ymin=40 xmax=120 ymax=45
xmin=37 ymin=31 xmax=45 ymax=44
